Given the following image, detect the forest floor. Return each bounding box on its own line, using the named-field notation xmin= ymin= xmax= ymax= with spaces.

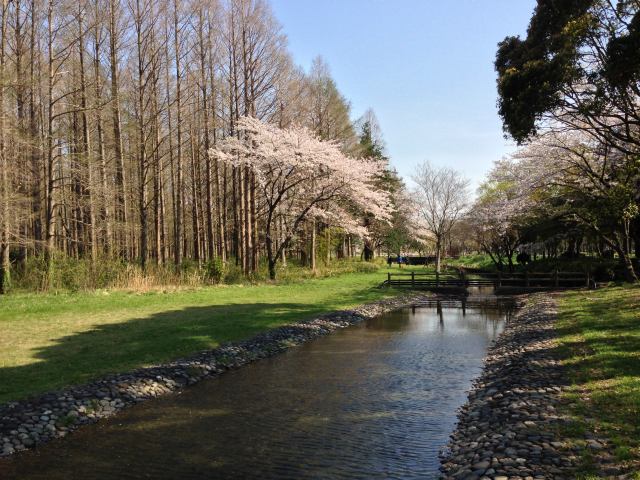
xmin=0 ymin=265 xmax=408 ymax=404
xmin=556 ymin=283 xmax=640 ymax=477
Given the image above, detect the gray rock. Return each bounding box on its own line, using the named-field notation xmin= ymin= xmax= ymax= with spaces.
xmin=0 ymin=294 xmax=432 ymax=459
xmin=438 ymin=295 xmax=620 ymax=479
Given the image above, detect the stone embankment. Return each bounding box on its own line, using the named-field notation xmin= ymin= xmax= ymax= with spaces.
xmin=0 ymin=293 xmax=429 ymax=458
xmin=439 ymin=294 xmax=621 ymax=480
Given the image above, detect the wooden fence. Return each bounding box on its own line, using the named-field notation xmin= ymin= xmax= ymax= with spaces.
xmin=381 ymin=269 xmax=591 ymax=290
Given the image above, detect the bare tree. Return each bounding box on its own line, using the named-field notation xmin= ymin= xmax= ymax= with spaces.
xmin=0 ymin=0 xmax=399 ymax=292
xmin=108 ymin=0 xmax=128 ymax=259
xmin=0 ymin=0 xmax=10 ymax=292
xmin=412 ymin=161 xmax=469 ymax=272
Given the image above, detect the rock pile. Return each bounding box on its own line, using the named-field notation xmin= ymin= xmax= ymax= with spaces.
xmin=439 ymin=294 xmax=615 ymax=480
xmin=0 ymin=293 xmax=429 ymax=458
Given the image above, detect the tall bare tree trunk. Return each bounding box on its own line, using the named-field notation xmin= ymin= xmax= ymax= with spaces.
xmin=109 ymin=0 xmax=128 ymax=259
xmin=0 ymin=0 xmax=10 ymax=293
xmin=44 ymin=0 xmax=57 ymax=286
xmin=29 ymin=0 xmax=42 ymax=254
xmin=78 ymin=6 xmax=98 ymax=265
xmin=243 ymin=165 xmax=251 ymax=274
xmin=189 ymin=119 xmax=200 ymax=265
xmin=173 ymin=0 xmax=183 ymax=267
xmin=133 ymin=0 xmax=148 ymax=269
xmin=238 ymin=166 xmax=246 ymax=272
xmin=13 ymin=0 xmax=29 ymax=265
xmin=162 ymin=17 xmax=177 ymax=266
xmin=207 ymin=18 xmax=225 ymax=263
xmin=197 ymin=7 xmax=214 ymax=261
xmin=240 ymin=18 xmax=252 ymax=274
xmin=93 ymin=5 xmax=111 ymax=255
xmin=251 ymin=172 xmax=257 ymax=270
xmin=310 ymin=220 xmax=316 ymax=271
xmin=151 ymin=65 xmax=163 ymax=265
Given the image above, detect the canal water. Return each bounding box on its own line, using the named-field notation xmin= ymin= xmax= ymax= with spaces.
xmin=1 ymin=295 xmax=512 ymax=480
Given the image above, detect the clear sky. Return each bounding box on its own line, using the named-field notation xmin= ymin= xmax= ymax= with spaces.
xmin=270 ymin=0 xmax=537 ymax=192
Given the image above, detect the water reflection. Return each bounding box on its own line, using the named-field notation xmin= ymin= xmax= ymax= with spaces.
xmin=1 ymin=296 xmax=512 ymax=480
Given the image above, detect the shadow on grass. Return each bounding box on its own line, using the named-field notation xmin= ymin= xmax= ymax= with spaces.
xmin=0 ymin=285 xmax=384 ymax=404
xmin=556 ymin=286 xmax=640 ymax=472
xmin=1 ymin=290 xmax=500 ymax=480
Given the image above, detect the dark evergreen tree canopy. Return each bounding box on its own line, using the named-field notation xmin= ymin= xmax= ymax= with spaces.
xmin=605 ymin=8 xmax=640 ymax=88
xmin=495 ymin=0 xmax=640 ymax=143
xmin=359 ymin=120 xmax=386 ymax=159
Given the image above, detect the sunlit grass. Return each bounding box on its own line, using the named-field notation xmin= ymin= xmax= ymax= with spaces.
xmin=445 ymin=253 xmax=497 ymax=270
xmin=557 ymin=283 xmax=640 ymax=474
xmin=0 ymin=265 xmax=405 ymax=404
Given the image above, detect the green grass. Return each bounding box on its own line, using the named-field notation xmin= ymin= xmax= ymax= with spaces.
xmin=557 ymin=283 xmax=640 ymax=475
xmin=445 ymin=253 xmax=498 ymax=270
xmin=0 ymin=265 xmax=405 ymax=404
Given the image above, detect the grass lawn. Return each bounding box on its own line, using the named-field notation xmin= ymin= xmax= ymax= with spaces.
xmin=445 ymin=253 xmax=498 ymax=270
xmin=0 ymin=266 xmax=407 ymax=404
xmin=557 ymin=283 xmax=640 ymax=476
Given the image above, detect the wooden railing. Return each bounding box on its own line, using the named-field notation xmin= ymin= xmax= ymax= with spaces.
xmin=382 ymin=269 xmax=591 ymax=290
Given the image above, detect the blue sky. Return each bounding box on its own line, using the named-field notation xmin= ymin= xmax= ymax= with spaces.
xmin=270 ymin=0 xmax=536 ymax=192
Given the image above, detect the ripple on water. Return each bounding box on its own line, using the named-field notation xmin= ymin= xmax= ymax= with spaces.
xmin=2 ymin=299 xmax=510 ymax=480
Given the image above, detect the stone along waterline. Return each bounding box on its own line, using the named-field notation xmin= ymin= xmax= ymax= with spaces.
xmin=1 ymin=299 xmax=511 ymax=480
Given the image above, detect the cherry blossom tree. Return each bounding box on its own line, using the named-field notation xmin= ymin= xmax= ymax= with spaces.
xmin=509 ymin=132 xmax=638 ymax=281
xmin=469 ymin=162 xmax=533 ymax=272
xmin=210 ymin=116 xmax=392 ymax=280
xmin=475 ymin=129 xmax=638 ymax=281
xmin=494 ymin=0 xmax=640 ymax=281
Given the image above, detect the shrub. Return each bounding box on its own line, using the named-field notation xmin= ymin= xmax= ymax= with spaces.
xmin=9 ymin=253 xmax=385 ymax=293
xmin=204 ymin=257 xmax=226 ymax=283
xmin=223 ymin=262 xmax=244 ymax=284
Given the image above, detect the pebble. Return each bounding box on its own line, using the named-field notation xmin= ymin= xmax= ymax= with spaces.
xmin=439 ymin=294 xmax=623 ymax=479
xmin=0 ymin=293 xmax=430 ymax=459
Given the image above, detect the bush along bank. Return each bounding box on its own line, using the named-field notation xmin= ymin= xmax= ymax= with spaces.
xmin=0 ymin=293 xmax=430 ymax=458
xmin=439 ymin=294 xmax=626 ymax=480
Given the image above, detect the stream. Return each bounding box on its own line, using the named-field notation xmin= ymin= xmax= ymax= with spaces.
xmin=2 ymin=293 xmax=512 ymax=479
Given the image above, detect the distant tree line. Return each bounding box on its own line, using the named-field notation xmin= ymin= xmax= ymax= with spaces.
xmin=469 ymin=0 xmax=639 ymax=281
xmin=0 ymin=0 xmax=406 ymax=292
